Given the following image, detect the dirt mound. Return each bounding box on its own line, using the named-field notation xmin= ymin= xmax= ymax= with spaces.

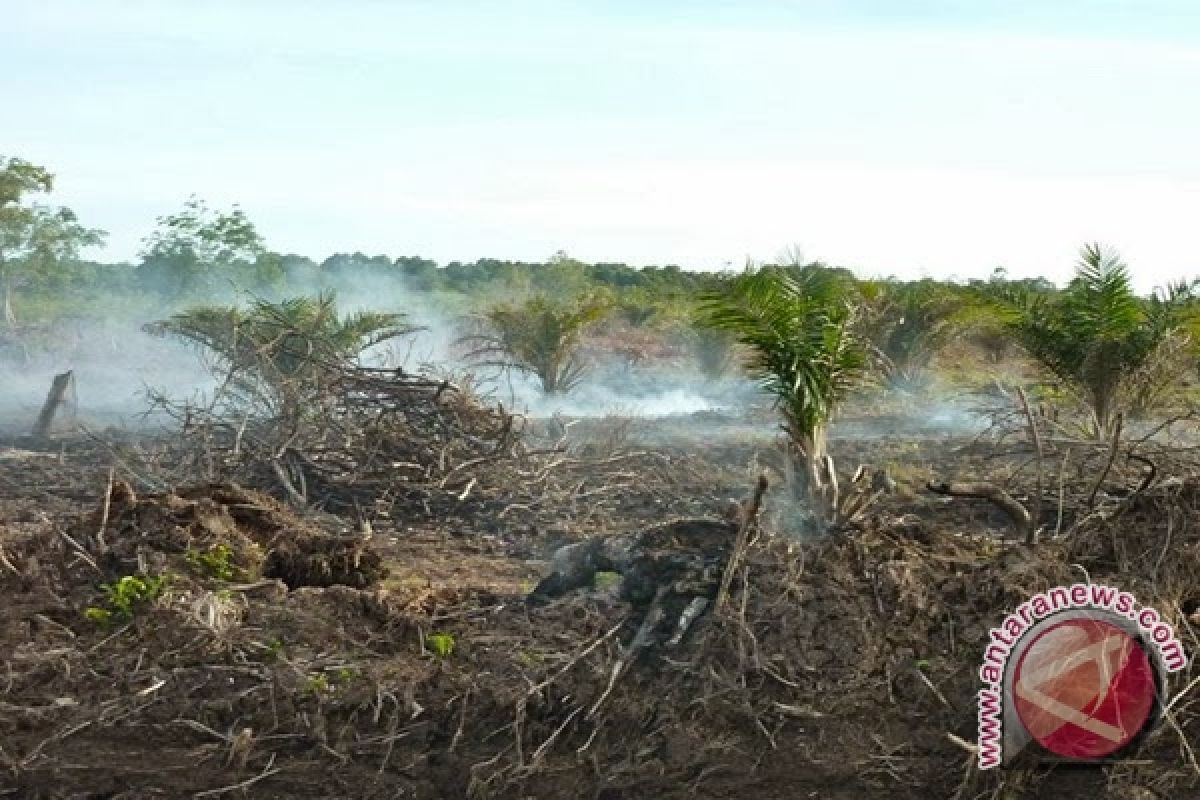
xmin=52 ymin=481 xmax=389 ymax=592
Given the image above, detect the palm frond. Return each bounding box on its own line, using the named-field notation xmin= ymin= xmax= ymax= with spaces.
xmin=463 ymin=292 xmax=611 ymax=394
xmin=146 ymin=292 xmax=418 ymax=417
xmin=698 ymin=265 xmax=864 ymax=448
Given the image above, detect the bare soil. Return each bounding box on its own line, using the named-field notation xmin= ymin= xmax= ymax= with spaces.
xmin=0 ymin=415 xmax=1197 ymax=800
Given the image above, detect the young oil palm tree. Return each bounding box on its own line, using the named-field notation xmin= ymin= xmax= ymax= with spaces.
xmin=463 ymin=292 xmax=612 ymax=394
xmin=146 ymin=290 xmax=416 ymax=418
xmin=856 ymin=278 xmax=965 ymax=388
xmin=687 ymin=323 xmax=740 ymax=380
xmin=699 ymin=265 xmax=866 ymax=522
xmin=993 ymin=243 xmax=1192 ymax=438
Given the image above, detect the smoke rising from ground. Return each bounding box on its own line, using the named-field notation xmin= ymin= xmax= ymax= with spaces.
xmin=0 ymin=267 xmax=990 ymax=442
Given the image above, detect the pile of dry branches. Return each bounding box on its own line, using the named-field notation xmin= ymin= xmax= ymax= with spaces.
xmin=140 ymin=360 xmax=708 ymax=542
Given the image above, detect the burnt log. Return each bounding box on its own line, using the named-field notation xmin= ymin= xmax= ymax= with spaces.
xmin=31 ymin=370 xmax=77 ymax=438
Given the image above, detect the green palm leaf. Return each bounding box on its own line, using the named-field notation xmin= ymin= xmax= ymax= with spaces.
xmin=698 ymin=265 xmax=865 ymax=454
xmin=988 ymin=243 xmax=1189 ymax=436
xmin=146 ymin=290 xmax=418 ymax=417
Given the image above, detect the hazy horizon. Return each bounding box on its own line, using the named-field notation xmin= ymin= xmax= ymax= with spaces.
xmin=7 ymin=1 xmax=1200 ymax=292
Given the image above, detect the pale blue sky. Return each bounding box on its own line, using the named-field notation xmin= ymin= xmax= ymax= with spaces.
xmin=6 ymin=1 xmax=1200 ymax=289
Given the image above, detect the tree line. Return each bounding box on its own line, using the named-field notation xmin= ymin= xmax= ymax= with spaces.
xmin=9 ymin=155 xmax=1200 ymax=534
xmin=1 ymin=155 xmax=1057 ymax=330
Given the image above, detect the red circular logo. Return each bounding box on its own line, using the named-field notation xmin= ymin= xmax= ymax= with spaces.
xmin=1013 ymin=618 xmax=1157 ymax=760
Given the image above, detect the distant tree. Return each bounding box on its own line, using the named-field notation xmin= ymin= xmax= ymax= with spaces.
xmin=857 ymin=279 xmax=966 ymax=388
xmin=0 ymin=156 xmax=105 ymax=327
xmin=534 ymin=250 xmax=590 ymax=298
xmin=963 ymin=267 xmax=1049 ymax=364
xmin=137 ymin=196 xmax=282 ymax=299
xmin=278 ymin=253 xmax=320 ymax=286
xmin=395 ymin=255 xmax=441 ymax=291
xmin=320 ymin=252 xmax=395 ymax=282
xmin=687 ymin=324 xmax=740 ymax=380
xmin=463 ymin=291 xmax=612 ymax=394
xmin=992 ymin=243 xmax=1193 ymax=437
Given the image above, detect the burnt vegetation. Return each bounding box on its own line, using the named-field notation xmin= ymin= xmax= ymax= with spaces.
xmin=3 ymin=155 xmax=1200 ymax=799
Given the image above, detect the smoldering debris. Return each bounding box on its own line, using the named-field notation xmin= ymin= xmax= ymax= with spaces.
xmin=0 ymin=320 xmax=219 ymax=434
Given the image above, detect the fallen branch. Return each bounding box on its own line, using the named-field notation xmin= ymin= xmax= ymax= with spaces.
xmin=1127 ymin=452 xmax=1157 ymax=496
xmin=95 ymin=467 xmax=115 ymax=554
xmin=193 ymin=753 xmax=282 ymax=798
xmin=926 ymin=480 xmax=1032 ymax=539
xmin=589 ymin=587 xmax=668 ymax=719
xmin=269 ymin=460 xmax=306 ymax=509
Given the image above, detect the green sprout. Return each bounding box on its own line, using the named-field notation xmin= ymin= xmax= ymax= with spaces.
xmin=85 ymin=573 xmax=168 ymax=625
xmin=263 ymin=637 xmax=285 ymax=661
xmin=593 ymin=571 xmax=621 ymax=591
xmin=426 ymin=632 xmax=456 ymax=658
xmin=186 ymin=543 xmax=237 ymax=581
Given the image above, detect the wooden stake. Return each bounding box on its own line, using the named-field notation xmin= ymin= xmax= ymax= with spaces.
xmin=716 ymin=473 xmax=769 ymax=610
xmin=1015 ymin=386 xmax=1044 ymax=544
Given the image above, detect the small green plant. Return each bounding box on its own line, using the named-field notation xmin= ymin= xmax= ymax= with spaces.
xmin=305 ymin=673 xmax=330 ymax=694
xmin=146 ymin=290 xmax=417 ymax=419
xmin=85 ymin=573 xmax=168 ymax=625
xmin=263 ymin=637 xmax=285 ymax=661
xmin=593 ymin=571 xmax=621 ymax=591
xmin=186 ymin=543 xmax=237 ymax=581
xmin=426 ymin=631 xmax=456 ymax=658
xmin=699 ymin=264 xmax=866 ymax=528
xmin=84 ymin=607 xmax=113 ymax=625
xmin=304 ymin=667 xmax=356 ymax=695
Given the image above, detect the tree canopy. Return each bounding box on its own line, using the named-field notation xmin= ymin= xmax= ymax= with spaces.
xmin=0 ymin=156 xmax=105 ymax=327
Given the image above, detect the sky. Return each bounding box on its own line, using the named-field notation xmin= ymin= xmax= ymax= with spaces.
xmin=5 ymin=0 xmax=1200 ymax=290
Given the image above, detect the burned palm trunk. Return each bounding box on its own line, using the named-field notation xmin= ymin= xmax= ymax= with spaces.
xmin=31 ymin=370 xmax=77 ymax=438
xmin=527 ymin=516 xmax=743 ymax=650
xmin=526 ymin=537 xmax=628 ymax=601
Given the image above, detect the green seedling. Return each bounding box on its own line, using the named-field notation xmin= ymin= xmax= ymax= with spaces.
xmin=84 ymin=607 xmax=113 ymax=625
xmin=186 ymin=543 xmax=237 ymax=581
xmin=426 ymin=631 xmax=456 ymax=658
xmin=263 ymin=637 xmax=285 ymax=661
xmin=593 ymin=571 xmax=621 ymax=591
xmin=85 ymin=573 xmax=168 ymax=625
